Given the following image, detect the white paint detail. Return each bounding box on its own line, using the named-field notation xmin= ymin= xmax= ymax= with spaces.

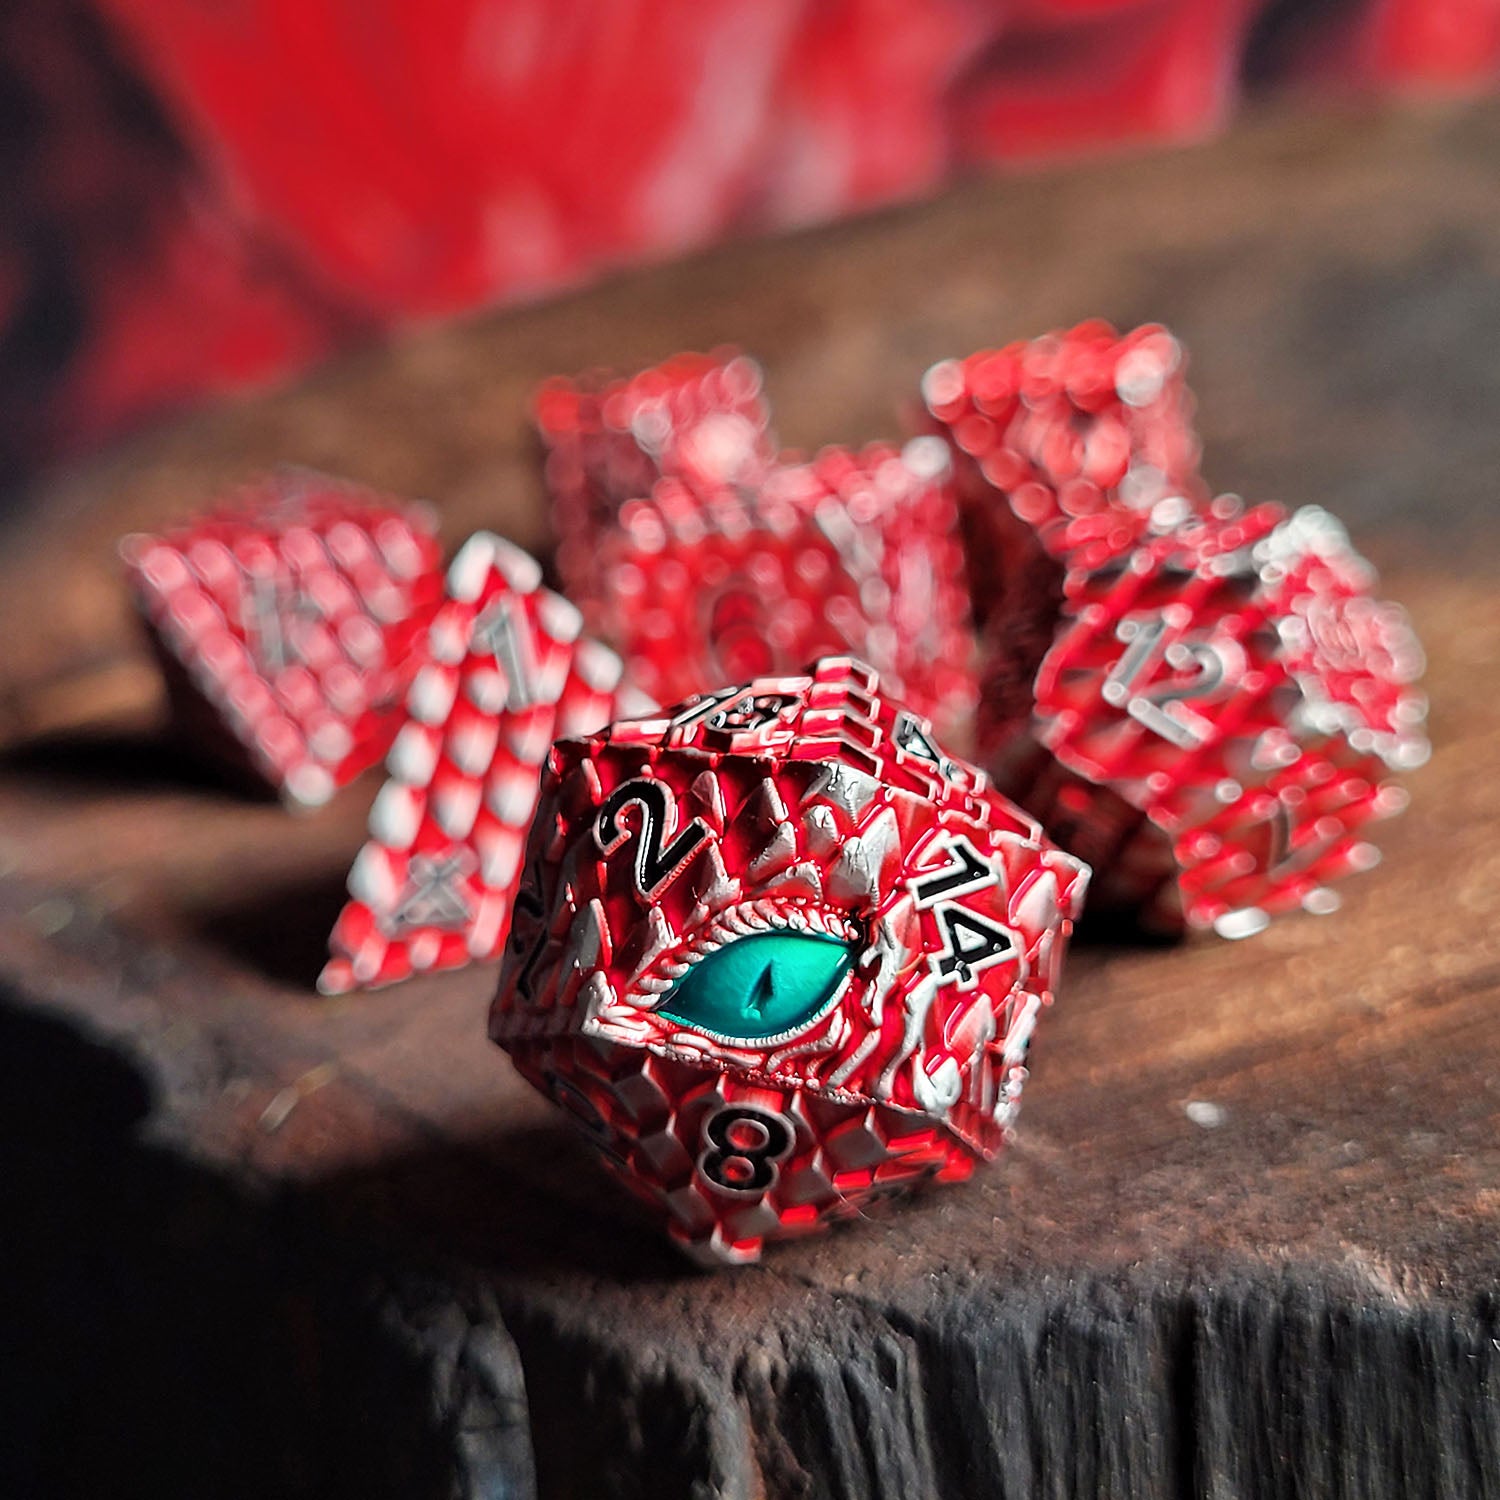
xmin=369 ymin=781 xmax=422 ymax=850
xmin=446 ymin=533 xmax=497 ymax=603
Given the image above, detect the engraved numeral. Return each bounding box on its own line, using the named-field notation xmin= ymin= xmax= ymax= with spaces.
xmin=474 ymin=597 xmax=538 ymax=709
xmin=542 ymin=1069 xmax=629 ymax=1170
xmin=387 ymin=851 xmax=475 ymax=932
xmin=241 ymin=572 xmax=323 ymax=676
xmin=932 ymin=906 xmax=1019 ymax=990
xmin=506 ymin=873 xmax=550 ymax=1002
xmin=894 ymin=711 xmax=946 ymax=768
xmin=705 ymin=692 xmax=799 ymax=734
xmin=669 ymin=684 xmax=742 ymax=729
xmin=911 ymin=835 xmax=997 ymax=909
xmin=1263 ymin=798 xmax=1341 ymax=879
xmin=595 ymin=778 xmax=711 ymax=898
xmin=698 ymin=1105 xmax=795 ymax=1195
xmin=1102 ymin=612 xmax=1235 ymax=749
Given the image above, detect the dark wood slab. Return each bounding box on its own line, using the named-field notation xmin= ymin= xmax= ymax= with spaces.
xmin=3 ymin=97 xmax=1499 ymax=1500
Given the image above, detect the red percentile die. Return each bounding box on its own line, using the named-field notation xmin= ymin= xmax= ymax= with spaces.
xmin=489 ymin=656 xmax=1089 ymax=1266
xmin=535 ymin=349 xmax=777 ymax=614
xmin=1012 ymin=502 xmax=1428 ymax=938
xmin=592 ymin=439 xmax=979 ymax=747
xmin=121 ymin=471 xmax=443 ymax=809
xmin=320 ymin=533 xmax=626 ymax=994
xmin=919 ymin=322 xmax=1208 ymax=751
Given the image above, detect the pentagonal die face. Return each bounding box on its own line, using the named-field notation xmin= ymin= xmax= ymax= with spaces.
xmin=1022 ymin=504 xmax=1427 ymax=937
xmin=490 ymin=658 xmax=1089 ymax=1263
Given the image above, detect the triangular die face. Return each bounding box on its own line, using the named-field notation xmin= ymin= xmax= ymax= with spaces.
xmin=122 ymin=475 xmax=444 ymax=808
xmin=321 ymin=539 xmax=623 ymax=993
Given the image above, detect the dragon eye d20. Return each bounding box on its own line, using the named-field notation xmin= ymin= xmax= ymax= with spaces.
xmin=489 ymin=657 xmax=1089 ymax=1266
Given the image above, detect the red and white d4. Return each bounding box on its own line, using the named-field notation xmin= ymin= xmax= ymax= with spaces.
xmin=321 ymin=532 xmax=625 ymax=992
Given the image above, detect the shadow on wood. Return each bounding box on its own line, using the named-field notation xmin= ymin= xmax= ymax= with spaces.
xmin=0 ymin=991 xmax=536 ymax=1500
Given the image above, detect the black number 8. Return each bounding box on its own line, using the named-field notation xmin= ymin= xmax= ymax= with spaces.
xmin=698 ymin=1105 xmax=795 ymax=1195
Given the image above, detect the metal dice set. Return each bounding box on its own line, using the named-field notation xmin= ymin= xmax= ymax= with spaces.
xmin=124 ymin=332 xmax=1427 ymax=1264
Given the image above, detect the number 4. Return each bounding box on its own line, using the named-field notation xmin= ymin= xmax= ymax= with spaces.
xmin=931 ymin=907 xmax=1019 ymax=990
xmin=911 ymin=835 xmax=997 ymax=908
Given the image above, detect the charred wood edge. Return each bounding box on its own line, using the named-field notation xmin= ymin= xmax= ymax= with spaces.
xmin=3 ymin=887 xmax=1498 ymax=1500
xmin=502 ymin=1268 xmax=1500 ymax=1500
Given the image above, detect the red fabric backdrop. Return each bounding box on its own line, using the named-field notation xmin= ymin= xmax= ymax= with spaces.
xmin=2 ymin=0 xmax=1497 ymax=478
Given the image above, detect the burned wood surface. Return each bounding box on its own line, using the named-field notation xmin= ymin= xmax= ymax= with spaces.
xmin=2 ymin=97 xmax=1499 ymax=1499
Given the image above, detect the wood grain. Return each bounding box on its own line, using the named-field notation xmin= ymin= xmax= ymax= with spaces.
xmin=2 ymin=96 xmax=1498 ymax=1500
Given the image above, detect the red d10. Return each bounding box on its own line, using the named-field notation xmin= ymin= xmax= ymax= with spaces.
xmin=920 ymin=321 xmax=1207 ymax=745
xmin=489 ymin=657 xmax=1089 ymax=1265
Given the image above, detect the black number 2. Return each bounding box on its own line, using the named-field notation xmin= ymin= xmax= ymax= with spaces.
xmin=595 ymin=778 xmax=711 ymax=898
xmin=698 ymin=1106 xmax=795 ymax=1195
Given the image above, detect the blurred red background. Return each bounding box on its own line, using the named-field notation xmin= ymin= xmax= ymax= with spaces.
xmin=2 ymin=0 xmax=1496 ymax=482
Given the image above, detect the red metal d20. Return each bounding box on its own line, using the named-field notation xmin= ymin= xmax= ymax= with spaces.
xmin=489 ymin=657 xmax=1089 ymax=1265
xmin=122 ymin=470 xmax=443 ymax=808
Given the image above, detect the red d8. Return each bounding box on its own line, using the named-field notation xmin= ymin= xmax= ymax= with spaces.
xmin=489 ymin=657 xmax=1089 ymax=1265
xmin=122 ymin=471 xmax=443 ymax=808
xmin=1013 ymin=503 xmax=1427 ymax=937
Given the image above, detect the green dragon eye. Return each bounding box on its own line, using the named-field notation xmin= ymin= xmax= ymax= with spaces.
xmin=657 ymin=930 xmax=855 ymax=1042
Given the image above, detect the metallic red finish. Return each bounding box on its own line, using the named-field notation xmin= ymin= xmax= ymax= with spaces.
xmin=590 ymin=439 xmax=978 ymax=746
xmin=1013 ymin=502 xmax=1427 ymax=936
xmin=921 ymin=322 xmax=1207 ymax=751
xmin=536 ymin=350 xmax=777 ymax=614
xmin=321 ymin=532 xmax=624 ymax=993
xmin=490 ymin=657 xmax=1088 ymax=1264
xmin=121 ymin=471 xmax=443 ymax=809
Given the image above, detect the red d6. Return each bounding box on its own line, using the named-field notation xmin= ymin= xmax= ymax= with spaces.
xmin=1013 ymin=503 xmax=1428 ymax=937
xmin=489 ymin=657 xmax=1089 ymax=1265
xmin=535 ymin=349 xmax=776 ymax=614
xmin=121 ymin=471 xmax=443 ymax=808
xmin=920 ymin=322 xmax=1207 ymax=742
